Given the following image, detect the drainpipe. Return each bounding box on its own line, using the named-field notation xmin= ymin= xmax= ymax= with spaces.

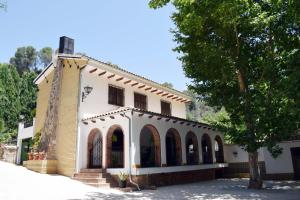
xmin=122 ymin=111 xmax=141 ymax=191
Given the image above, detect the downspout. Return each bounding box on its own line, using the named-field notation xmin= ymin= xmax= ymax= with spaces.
xmin=122 ymin=111 xmax=141 ymax=191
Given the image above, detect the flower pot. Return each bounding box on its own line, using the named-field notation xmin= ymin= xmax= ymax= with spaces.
xmin=38 ymin=152 xmax=45 ymax=160
xmin=119 ymin=180 xmax=126 ymax=188
xmin=33 ymin=152 xmax=39 ymax=160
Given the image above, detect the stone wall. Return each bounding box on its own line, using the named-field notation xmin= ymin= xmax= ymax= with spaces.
xmin=0 ymin=144 xmax=17 ymax=163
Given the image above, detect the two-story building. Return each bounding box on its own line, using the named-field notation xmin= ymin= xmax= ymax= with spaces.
xmin=24 ymin=37 xmax=226 ymax=187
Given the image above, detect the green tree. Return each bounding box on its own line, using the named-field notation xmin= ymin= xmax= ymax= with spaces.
xmin=9 ymin=46 xmax=37 ymax=74
xmin=161 ymin=82 xmax=174 ymax=88
xmin=184 ymin=89 xmax=217 ymax=122
xmin=38 ymin=47 xmax=52 ymax=68
xmin=19 ymin=71 xmax=37 ymax=122
xmin=0 ymin=64 xmax=21 ymax=130
xmin=149 ymin=0 xmax=300 ymax=188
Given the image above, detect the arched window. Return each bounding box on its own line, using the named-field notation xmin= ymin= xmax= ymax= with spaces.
xmin=165 ymin=128 xmax=182 ymax=166
xmin=87 ymin=129 xmax=102 ymax=168
xmin=140 ymin=125 xmax=161 ymax=167
xmin=106 ymin=125 xmax=124 ymax=168
xmin=186 ymin=131 xmax=199 ymax=165
xmin=215 ymin=135 xmax=224 ymax=163
xmin=201 ymin=134 xmax=213 ymax=164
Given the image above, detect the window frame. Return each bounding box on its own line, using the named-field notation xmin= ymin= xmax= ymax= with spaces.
xmin=108 ymin=84 xmax=125 ymax=106
xmin=134 ymin=92 xmax=148 ymax=110
xmin=160 ymin=100 xmax=172 ymax=116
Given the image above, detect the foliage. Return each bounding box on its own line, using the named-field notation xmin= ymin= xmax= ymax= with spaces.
xmin=184 ymin=89 xmax=218 ymax=122
xmin=19 ymin=71 xmax=38 ymax=122
xmin=9 ymin=46 xmax=37 ymax=74
xmin=0 ymin=64 xmax=37 ymax=144
xmin=161 ymin=82 xmax=174 ymax=89
xmin=118 ymin=171 xmax=128 ymax=181
xmin=9 ymin=46 xmax=53 ymax=74
xmin=0 ymin=64 xmax=21 ymax=129
xmin=32 ymin=130 xmax=41 ymax=150
xmin=149 ymin=0 xmax=300 ymax=188
xmin=38 ymin=47 xmax=52 ymax=68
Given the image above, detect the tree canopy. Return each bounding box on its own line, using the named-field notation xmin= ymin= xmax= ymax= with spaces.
xmin=9 ymin=46 xmax=52 ymax=74
xmin=149 ymin=0 xmax=300 ymax=188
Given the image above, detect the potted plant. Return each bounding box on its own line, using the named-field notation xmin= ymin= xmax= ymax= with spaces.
xmin=118 ymin=172 xmax=128 ymax=188
xmin=27 ymin=151 xmax=33 ymax=160
xmin=38 ymin=151 xmax=45 ymax=160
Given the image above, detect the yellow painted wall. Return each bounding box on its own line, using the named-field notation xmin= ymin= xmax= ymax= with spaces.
xmin=34 ymin=70 xmax=54 ymax=134
xmin=56 ymin=59 xmax=85 ymax=177
xmin=34 ymin=58 xmax=87 ymax=177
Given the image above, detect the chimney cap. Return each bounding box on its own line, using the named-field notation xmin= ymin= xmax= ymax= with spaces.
xmin=59 ymin=36 xmax=74 ymax=54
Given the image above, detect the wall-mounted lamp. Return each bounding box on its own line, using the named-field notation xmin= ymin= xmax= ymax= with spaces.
xmin=82 ymin=85 xmax=93 ymax=102
xmin=233 ymin=151 xmax=238 ymax=158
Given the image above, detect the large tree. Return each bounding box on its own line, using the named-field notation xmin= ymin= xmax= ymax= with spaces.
xmin=10 ymin=46 xmax=37 ymax=74
xmin=38 ymin=47 xmax=52 ymax=68
xmin=149 ymin=0 xmax=300 ymax=188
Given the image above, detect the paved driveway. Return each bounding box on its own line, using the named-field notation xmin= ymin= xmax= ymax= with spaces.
xmin=0 ymin=161 xmax=300 ymax=200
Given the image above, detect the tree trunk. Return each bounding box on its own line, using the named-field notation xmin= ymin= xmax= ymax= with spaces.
xmin=248 ymin=151 xmax=263 ymax=189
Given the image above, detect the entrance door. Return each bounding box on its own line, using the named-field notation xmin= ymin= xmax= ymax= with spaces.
xmin=291 ymin=147 xmax=300 ymax=180
xmin=20 ymin=138 xmax=32 ymax=164
xmin=90 ymin=133 xmax=102 ymax=168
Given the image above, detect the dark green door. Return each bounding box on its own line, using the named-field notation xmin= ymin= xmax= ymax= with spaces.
xmin=20 ymin=138 xmax=32 ymax=164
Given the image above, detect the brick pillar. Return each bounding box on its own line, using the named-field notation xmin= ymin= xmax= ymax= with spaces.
xmin=39 ymin=58 xmax=63 ymax=160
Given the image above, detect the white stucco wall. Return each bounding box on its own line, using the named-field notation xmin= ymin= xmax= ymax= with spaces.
xmin=131 ymin=112 xmax=224 ymax=166
xmin=79 ymin=67 xmax=187 ymax=120
xmin=224 ymin=144 xmax=264 ymax=163
xmin=263 ymin=141 xmax=300 ymax=174
xmin=77 ymin=114 xmax=130 ymax=172
xmin=77 ymin=110 xmax=226 ymax=174
xmin=16 ymin=119 xmax=35 ymax=164
xmin=224 ymin=141 xmax=300 ymax=175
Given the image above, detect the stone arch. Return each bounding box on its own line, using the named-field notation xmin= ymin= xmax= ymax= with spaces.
xmin=201 ymin=134 xmax=213 ymax=164
xmin=87 ymin=128 xmax=102 ymax=168
xmin=106 ymin=125 xmax=124 ymax=168
xmin=215 ymin=135 xmax=224 ymax=163
xmin=185 ymin=131 xmax=199 ymax=165
xmin=165 ymin=128 xmax=182 ymax=166
xmin=140 ymin=124 xmax=161 ymax=167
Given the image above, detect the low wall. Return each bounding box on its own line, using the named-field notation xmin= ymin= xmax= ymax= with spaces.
xmin=109 ymin=168 xmax=218 ymax=188
xmin=0 ymin=144 xmax=17 ymax=163
xmin=223 ymin=161 xmax=266 ymax=178
xmin=23 ymin=160 xmax=57 ymax=174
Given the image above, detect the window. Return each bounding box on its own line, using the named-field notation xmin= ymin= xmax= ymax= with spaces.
xmin=108 ymin=85 xmax=124 ymax=106
xmin=134 ymin=93 xmax=147 ymax=110
xmin=161 ymin=101 xmax=171 ymax=115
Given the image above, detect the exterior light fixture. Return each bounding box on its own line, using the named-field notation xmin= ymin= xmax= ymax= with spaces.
xmin=82 ymin=85 xmax=93 ymax=102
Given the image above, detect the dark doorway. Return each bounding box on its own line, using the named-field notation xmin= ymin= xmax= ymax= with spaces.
xmin=110 ymin=128 xmax=124 ymax=168
xmin=291 ymin=147 xmax=300 ymax=180
xmin=201 ymin=134 xmax=213 ymax=164
xmin=20 ymin=138 xmax=32 ymax=164
xmin=88 ymin=129 xmax=102 ymax=168
xmin=186 ymin=132 xmax=199 ymax=165
xmin=165 ymin=129 xmax=181 ymax=166
xmin=215 ymin=136 xmax=224 ymax=163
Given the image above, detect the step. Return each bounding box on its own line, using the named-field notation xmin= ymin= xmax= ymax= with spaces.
xmin=73 ymin=177 xmax=109 ymax=184
xmin=80 ymin=168 xmax=103 ymax=173
xmin=73 ymin=173 xmax=105 ymax=178
xmin=83 ymin=182 xmax=112 ymax=188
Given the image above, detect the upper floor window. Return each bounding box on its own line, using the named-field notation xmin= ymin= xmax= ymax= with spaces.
xmin=161 ymin=100 xmax=171 ymax=116
xmin=134 ymin=92 xmax=147 ymax=110
xmin=108 ymin=85 xmax=124 ymax=106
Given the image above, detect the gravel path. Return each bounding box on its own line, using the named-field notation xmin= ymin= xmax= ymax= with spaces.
xmin=1 ymin=161 xmax=300 ymax=200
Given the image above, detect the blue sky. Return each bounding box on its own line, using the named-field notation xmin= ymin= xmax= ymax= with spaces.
xmin=0 ymin=0 xmax=191 ymax=91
